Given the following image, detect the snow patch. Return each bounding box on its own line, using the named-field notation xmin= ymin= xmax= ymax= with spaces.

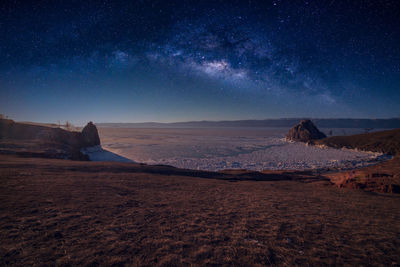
xmin=81 ymin=145 xmax=134 ymax=163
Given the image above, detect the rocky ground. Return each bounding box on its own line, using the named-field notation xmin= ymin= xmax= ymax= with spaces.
xmin=1 ymin=155 xmax=400 ymax=266
xmin=326 ymin=156 xmax=400 ymax=193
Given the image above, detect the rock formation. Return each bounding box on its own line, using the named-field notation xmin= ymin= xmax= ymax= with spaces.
xmin=81 ymin=121 xmax=100 ymax=147
xmin=286 ymin=119 xmax=326 ymax=142
xmin=0 ymin=119 xmax=101 ymax=160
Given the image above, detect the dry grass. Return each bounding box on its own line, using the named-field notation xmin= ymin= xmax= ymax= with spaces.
xmin=312 ymin=128 xmax=400 ymax=193
xmin=327 ymin=156 xmax=400 ymax=193
xmin=313 ymin=128 xmax=400 ymax=155
xmin=1 ymin=155 xmax=400 ymax=266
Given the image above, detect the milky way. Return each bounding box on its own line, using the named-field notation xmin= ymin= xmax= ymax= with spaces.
xmin=1 ymin=1 xmax=399 ymax=123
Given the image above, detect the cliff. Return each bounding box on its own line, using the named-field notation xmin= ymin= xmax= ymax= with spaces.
xmin=0 ymin=119 xmax=101 ymax=160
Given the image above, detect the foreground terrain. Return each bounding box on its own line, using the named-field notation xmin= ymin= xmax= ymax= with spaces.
xmin=314 ymin=128 xmax=400 ymax=193
xmin=1 ymin=155 xmax=400 ymax=266
xmin=327 ymin=156 xmax=400 ymax=193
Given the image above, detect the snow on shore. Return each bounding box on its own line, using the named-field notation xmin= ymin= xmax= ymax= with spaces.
xmin=138 ymin=138 xmax=389 ymax=171
xmin=81 ymin=145 xmax=134 ymax=163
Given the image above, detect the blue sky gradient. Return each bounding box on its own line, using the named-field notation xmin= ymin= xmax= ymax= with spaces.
xmin=1 ymin=1 xmax=399 ymax=124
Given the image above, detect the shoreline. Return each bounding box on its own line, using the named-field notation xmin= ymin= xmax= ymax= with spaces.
xmin=98 ymin=136 xmax=387 ymax=172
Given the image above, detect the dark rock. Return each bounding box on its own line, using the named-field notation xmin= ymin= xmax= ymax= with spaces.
xmin=81 ymin=121 xmax=100 ymax=147
xmin=286 ymin=119 xmax=326 ymax=142
xmin=54 ymin=231 xmax=63 ymax=239
xmin=384 ymin=184 xmax=400 ymax=194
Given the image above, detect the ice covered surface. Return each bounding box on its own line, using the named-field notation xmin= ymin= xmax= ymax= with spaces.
xmin=98 ymin=127 xmax=390 ymax=171
xmin=81 ymin=145 xmax=134 ymax=163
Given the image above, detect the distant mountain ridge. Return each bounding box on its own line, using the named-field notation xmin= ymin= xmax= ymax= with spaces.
xmin=98 ymin=118 xmax=400 ymax=129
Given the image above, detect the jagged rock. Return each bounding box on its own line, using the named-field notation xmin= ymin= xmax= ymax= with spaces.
xmin=81 ymin=121 xmax=100 ymax=147
xmin=286 ymin=119 xmax=326 ymax=142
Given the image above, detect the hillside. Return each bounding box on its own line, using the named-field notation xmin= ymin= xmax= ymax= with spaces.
xmin=312 ymin=128 xmax=400 ymax=155
xmin=310 ymin=128 xmax=400 ymax=193
xmin=0 ymin=119 xmax=100 ymax=160
xmin=1 ymin=155 xmax=400 ymax=266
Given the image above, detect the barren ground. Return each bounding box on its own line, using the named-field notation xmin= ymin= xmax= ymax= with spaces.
xmin=1 ymin=155 xmax=400 ymax=266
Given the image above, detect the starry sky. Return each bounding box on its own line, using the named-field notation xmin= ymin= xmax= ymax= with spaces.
xmin=1 ymin=0 xmax=399 ymax=124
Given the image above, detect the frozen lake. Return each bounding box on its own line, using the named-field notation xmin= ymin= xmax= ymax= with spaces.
xmin=98 ymin=127 xmax=387 ymax=171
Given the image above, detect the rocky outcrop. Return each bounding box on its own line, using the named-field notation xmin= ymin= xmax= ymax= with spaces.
xmin=81 ymin=121 xmax=100 ymax=147
xmin=0 ymin=119 xmax=101 ymax=160
xmin=286 ymin=119 xmax=326 ymax=143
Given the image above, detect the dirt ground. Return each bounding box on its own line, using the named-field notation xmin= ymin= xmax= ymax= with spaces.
xmin=327 ymin=157 xmax=400 ymax=193
xmin=1 ymin=155 xmax=400 ymax=266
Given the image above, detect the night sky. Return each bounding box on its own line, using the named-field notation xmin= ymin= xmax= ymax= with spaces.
xmin=1 ymin=0 xmax=399 ymax=124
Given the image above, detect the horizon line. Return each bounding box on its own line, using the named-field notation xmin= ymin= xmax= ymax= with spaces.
xmin=93 ymin=117 xmax=400 ymax=125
